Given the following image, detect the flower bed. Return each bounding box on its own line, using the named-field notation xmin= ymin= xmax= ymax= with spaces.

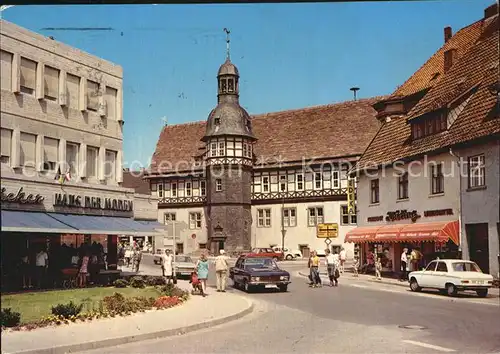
xmin=1 ymin=283 xmax=189 ymax=331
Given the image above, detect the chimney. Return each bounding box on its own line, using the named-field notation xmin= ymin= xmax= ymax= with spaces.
xmin=444 ymin=48 xmax=457 ymax=73
xmin=484 ymin=3 xmax=498 ymax=19
xmin=444 ymin=26 xmax=452 ymax=43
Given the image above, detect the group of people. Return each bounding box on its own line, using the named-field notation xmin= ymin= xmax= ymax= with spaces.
xmin=308 ymin=248 xmax=347 ymax=288
xmin=399 ymin=247 xmax=423 ymax=281
xmin=118 ymin=243 xmax=143 ymax=273
xmin=159 ymin=249 xmax=229 ymax=297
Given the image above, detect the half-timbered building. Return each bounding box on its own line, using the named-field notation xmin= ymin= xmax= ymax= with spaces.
xmin=145 ymin=52 xmax=384 ymax=257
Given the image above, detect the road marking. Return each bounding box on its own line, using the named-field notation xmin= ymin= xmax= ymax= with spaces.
xmin=402 ymin=340 xmax=456 ymax=352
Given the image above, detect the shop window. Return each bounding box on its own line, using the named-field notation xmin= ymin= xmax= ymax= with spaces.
xmin=20 ymin=57 xmax=36 ymax=95
xmin=263 ymin=176 xmax=270 ymax=192
xmin=44 ymin=65 xmax=59 ymax=101
xmin=341 ymin=205 xmax=357 ymax=225
xmin=164 ymin=213 xmax=176 ymax=223
xmin=468 ymin=154 xmax=485 ymax=188
xmin=370 ymin=179 xmax=379 ymax=204
xmin=200 ymin=181 xmax=206 ymax=196
xmin=215 ymin=179 xmax=223 ymax=192
xmin=20 ymin=132 xmax=36 ymax=168
xmin=308 ymin=207 xmax=324 ymax=227
xmin=283 ymin=208 xmax=296 ymax=227
xmin=430 ymin=163 xmax=444 ymax=194
xmin=1 ymin=128 xmax=12 ymax=165
xmin=105 ymin=86 xmax=117 ymax=120
xmin=189 ymin=212 xmax=202 ymax=229
xmin=257 ymin=209 xmax=272 ymax=227
xmin=105 ymin=149 xmax=117 ymax=181
xmin=397 ymin=172 xmax=409 ymax=200
xmin=1 ymin=50 xmax=13 ymax=91
xmin=186 ymin=182 xmax=192 ymax=196
xmin=43 ymin=137 xmax=58 ymax=172
xmin=87 ymin=80 xmax=99 ymax=111
xmin=86 ymin=146 xmax=99 ymax=179
xmin=66 ymin=142 xmax=79 ymax=176
xmin=66 ymin=73 xmax=80 ymax=110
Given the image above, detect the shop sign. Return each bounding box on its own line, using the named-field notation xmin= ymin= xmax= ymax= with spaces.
xmin=53 ymin=193 xmax=133 ymax=212
xmin=424 ymin=208 xmax=453 ymax=217
xmin=386 ymin=210 xmax=421 ymax=223
xmin=317 ymin=223 xmax=339 ymax=238
xmin=347 ymin=179 xmax=356 ymax=214
xmin=367 ymin=216 xmax=384 ymax=222
xmin=1 ymin=187 xmax=45 ymax=204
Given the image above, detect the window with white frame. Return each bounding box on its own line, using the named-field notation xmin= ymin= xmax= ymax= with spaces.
xmin=314 ymin=172 xmax=322 ymax=189
xmin=1 ymin=128 xmax=12 ymax=165
xmin=397 ymin=172 xmax=409 ymax=200
xmin=186 ymin=182 xmax=192 ymax=196
xmin=243 ymin=143 xmax=247 ymax=158
xmin=20 ymin=132 xmax=36 ymax=168
xmin=468 ymin=154 xmax=485 ymax=188
xmin=171 ymin=183 xmax=177 ymax=197
xmin=20 ymin=57 xmax=36 ymax=95
xmin=210 ymin=142 xmax=217 ymax=157
xmin=86 ymin=146 xmax=98 ymax=179
xmin=283 ymin=208 xmax=297 ymax=227
xmin=164 ymin=213 xmax=176 ymax=223
xmin=218 ymin=142 xmax=225 ymax=156
xmin=189 ymin=212 xmax=202 ymax=229
xmin=257 ymin=209 xmax=272 ymax=227
xmin=430 ymin=163 xmax=444 ymax=194
xmin=215 ymin=179 xmax=222 ymax=192
xmin=66 ymin=74 xmax=80 ymax=110
xmin=200 ymin=181 xmax=206 ymax=196
xmin=332 ymin=170 xmax=339 ymax=188
xmin=279 ymin=175 xmax=287 ymax=191
xmin=44 ymin=65 xmax=59 ymax=101
xmin=262 ymin=176 xmax=269 ymax=192
xmin=296 ymin=173 xmax=304 ymax=190
xmin=370 ymin=179 xmax=379 ymax=204
xmin=87 ymin=80 xmax=99 ymax=111
xmin=0 ymin=50 xmax=13 ymax=91
xmin=105 ymin=150 xmax=117 ymax=181
xmin=341 ymin=205 xmax=357 ymax=225
xmin=308 ymin=207 xmax=324 ymax=226
xmin=43 ymin=137 xmax=58 ymax=172
xmin=66 ymin=142 xmax=79 ymax=176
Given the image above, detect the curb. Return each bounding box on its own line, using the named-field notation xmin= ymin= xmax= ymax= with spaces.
xmin=6 ymin=298 xmax=254 ymax=354
xmin=298 ymin=270 xmax=410 ymax=288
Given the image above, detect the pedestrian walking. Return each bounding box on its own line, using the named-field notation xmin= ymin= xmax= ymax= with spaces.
xmin=309 ymin=251 xmax=321 ymax=288
xmin=132 ymin=247 xmax=142 ymax=273
xmin=214 ymin=249 xmax=229 ymax=292
xmin=196 ymin=253 xmax=209 ymax=297
xmin=353 ymin=256 xmax=360 ymax=277
xmin=161 ymin=249 xmax=174 ymax=283
xmin=325 ymin=249 xmax=340 ymax=287
xmin=78 ymin=252 xmax=89 ymax=288
xmin=35 ymin=248 xmax=49 ymax=289
xmin=124 ymin=246 xmax=132 ymax=267
xmin=375 ymin=257 xmax=382 ymax=280
xmin=400 ymin=247 xmax=408 ymax=281
xmin=339 ymin=248 xmax=347 ymax=273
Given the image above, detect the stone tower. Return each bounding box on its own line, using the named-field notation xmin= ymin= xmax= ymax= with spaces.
xmin=202 ymin=29 xmax=256 ymax=254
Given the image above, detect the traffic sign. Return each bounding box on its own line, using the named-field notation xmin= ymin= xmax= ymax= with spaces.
xmin=324 ymin=238 xmax=332 ymax=245
xmin=317 ymin=223 xmax=339 ymax=238
xmin=191 ymin=234 xmax=196 ymax=239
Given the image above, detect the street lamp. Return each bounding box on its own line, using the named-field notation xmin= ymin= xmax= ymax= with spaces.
xmin=281 ymin=185 xmax=286 ymax=259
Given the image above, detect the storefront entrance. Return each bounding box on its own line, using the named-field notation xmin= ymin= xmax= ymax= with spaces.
xmin=466 ymin=223 xmax=490 ymax=274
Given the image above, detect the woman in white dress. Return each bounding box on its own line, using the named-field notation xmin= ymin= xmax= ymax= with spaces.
xmin=162 ymin=249 xmax=174 ymax=284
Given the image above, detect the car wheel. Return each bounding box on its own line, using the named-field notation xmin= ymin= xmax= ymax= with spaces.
xmin=279 ymin=284 xmax=288 ymax=292
xmin=409 ymin=278 xmax=421 ymax=292
xmin=244 ymin=281 xmax=253 ymax=293
xmin=285 ymin=255 xmax=293 ymax=260
xmin=446 ymin=283 xmax=457 ymax=297
xmin=476 ymin=289 xmax=488 ymax=298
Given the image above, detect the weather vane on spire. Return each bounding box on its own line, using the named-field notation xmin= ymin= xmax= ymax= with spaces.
xmin=223 ymin=27 xmax=231 ymax=60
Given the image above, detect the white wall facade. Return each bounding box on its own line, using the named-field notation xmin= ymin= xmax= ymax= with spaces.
xmin=458 ymin=139 xmax=500 ymax=278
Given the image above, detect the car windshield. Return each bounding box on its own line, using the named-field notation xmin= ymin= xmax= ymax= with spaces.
xmin=175 ymin=256 xmax=192 ymax=263
xmin=244 ymin=258 xmax=277 ymax=269
xmin=451 ymin=262 xmax=481 ymax=272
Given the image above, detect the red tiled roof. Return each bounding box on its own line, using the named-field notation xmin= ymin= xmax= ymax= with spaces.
xmin=356 ymin=12 xmax=500 ymax=171
xmin=149 ymin=97 xmax=386 ymax=174
xmin=122 ymin=169 xmax=150 ymax=194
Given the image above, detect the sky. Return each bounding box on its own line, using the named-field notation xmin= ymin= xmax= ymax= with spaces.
xmin=2 ymin=0 xmax=493 ymax=168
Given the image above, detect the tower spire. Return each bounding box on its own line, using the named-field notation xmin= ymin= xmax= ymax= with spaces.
xmin=223 ymin=27 xmax=231 ymax=60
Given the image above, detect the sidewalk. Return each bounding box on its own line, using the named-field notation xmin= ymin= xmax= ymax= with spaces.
xmin=1 ymin=281 xmax=253 ymax=354
xmin=298 ymin=269 xmax=500 ymax=297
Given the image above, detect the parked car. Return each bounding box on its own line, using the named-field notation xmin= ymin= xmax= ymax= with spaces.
xmin=245 ymin=248 xmax=284 ymax=261
xmin=174 ymin=255 xmax=197 ymax=279
xmin=229 ymin=255 xmax=291 ymax=292
xmin=408 ymin=259 xmax=494 ymax=297
xmin=315 ymin=249 xmax=327 ymax=257
xmin=272 ymin=247 xmax=302 ymax=260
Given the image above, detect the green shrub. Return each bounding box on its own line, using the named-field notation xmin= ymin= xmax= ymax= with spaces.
xmin=159 ymin=284 xmax=189 ymax=300
xmin=145 ymin=276 xmax=165 ymax=286
xmin=51 ymin=301 xmax=83 ymax=319
xmin=114 ymin=279 xmax=129 ymax=288
xmin=1 ymin=308 xmax=21 ymax=328
xmin=130 ymin=276 xmax=145 ymax=288
xmin=102 ymin=292 xmax=156 ymax=315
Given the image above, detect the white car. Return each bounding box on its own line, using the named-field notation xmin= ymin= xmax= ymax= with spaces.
xmin=272 ymin=247 xmax=303 ymax=260
xmin=408 ymin=259 xmax=494 ymax=298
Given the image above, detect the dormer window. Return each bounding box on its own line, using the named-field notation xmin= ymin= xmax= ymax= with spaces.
xmin=411 ymin=112 xmax=447 ymax=140
xmin=214 ymin=118 xmax=220 ymax=125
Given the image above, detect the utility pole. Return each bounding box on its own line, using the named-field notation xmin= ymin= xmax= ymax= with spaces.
xmin=281 ymin=186 xmax=286 ymax=260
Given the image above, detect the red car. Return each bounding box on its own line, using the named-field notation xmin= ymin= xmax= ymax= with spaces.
xmin=244 ymin=248 xmax=284 ymax=261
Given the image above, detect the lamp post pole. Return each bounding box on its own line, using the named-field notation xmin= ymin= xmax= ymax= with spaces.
xmin=281 ymin=187 xmax=286 ymax=260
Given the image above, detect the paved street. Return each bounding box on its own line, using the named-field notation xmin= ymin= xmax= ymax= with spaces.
xmin=82 ymin=262 xmax=500 ymax=354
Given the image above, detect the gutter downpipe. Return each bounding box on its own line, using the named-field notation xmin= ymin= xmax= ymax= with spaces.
xmin=449 ymin=148 xmax=463 ymax=259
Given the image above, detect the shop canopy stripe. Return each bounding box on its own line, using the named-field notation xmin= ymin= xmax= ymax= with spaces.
xmin=345 ymin=220 xmax=460 ymax=245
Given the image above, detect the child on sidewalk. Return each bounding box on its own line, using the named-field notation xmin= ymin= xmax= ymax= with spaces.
xmin=353 ymin=257 xmax=359 ymax=277
xmin=375 ymin=257 xmax=382 ymax=280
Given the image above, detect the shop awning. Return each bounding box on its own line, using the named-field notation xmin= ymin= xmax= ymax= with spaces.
xmin=1 ymin=211 xmax=166 ymax=236
xmin=1 ymin=210 xmax=78 ymax=233
xmin=345 ymin=220 xmax=459 ymax=245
